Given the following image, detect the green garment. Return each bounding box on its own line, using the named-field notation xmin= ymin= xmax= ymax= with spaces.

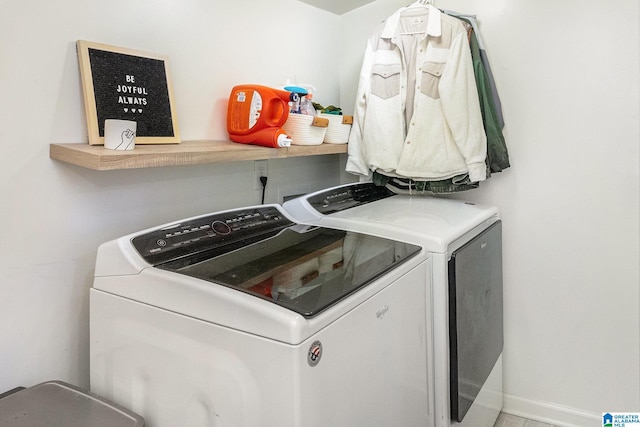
xmin=465 ymin=19 xmax=511 ymax=175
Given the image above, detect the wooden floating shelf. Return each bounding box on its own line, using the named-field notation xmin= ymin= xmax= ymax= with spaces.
xmin=50 ymin=140 xmax=348 ymax=171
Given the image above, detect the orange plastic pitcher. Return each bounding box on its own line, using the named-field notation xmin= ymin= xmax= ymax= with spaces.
xmin=227 ymin=85 xmax=296 ymax=148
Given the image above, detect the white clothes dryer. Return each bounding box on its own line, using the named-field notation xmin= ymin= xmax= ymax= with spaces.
xmin=283 ymin=182 xmax=504 ymax=427
xmin=90 ymin=204 xmax=434 ymax=427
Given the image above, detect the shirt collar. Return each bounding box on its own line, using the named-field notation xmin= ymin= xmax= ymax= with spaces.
xmin=381 ymin=4 xmax=442 ymax=39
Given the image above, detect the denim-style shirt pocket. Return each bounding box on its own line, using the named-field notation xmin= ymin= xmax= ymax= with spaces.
xmin=420 ymin=62 xmax=444 ymax=99
xmin=371 ymin=64 xmax=401 ymax=100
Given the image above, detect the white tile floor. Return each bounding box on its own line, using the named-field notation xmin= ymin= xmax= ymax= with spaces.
xmin=493 ymin=413 xmax=559 ymax=427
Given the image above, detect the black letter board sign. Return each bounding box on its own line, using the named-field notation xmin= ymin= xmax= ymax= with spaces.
xmin=77 ymin=40 xmax=180 ymax=145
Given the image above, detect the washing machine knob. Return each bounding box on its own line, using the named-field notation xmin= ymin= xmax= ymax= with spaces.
xmin=211 ymin=221 xmax=231 ymax=235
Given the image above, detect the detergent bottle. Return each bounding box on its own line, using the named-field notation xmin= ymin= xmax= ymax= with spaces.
xmin=227 ymin=85 xmax=297 ymax=148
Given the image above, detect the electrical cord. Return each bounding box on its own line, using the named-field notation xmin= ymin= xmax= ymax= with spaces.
xmin=260 ymin=176 xmax=268 ymax=204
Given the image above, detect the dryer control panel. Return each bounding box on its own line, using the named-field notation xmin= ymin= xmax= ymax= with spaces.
xmin=307 ymin=182 xmax=395 ymax=215
xmin=132 ymin=206 xmax=293 ymax=267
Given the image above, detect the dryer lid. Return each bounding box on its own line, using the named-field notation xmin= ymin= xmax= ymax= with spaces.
xmin=283 ymin=182 xmax=499 ymax=252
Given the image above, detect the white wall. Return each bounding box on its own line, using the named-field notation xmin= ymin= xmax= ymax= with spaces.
xmin=1 ymin=0 xmax=638 ymax=426
xmin=0 ymin=0 xmax=346 ymax=391
xmin=340 ymin=1 xmax=639 ymax=425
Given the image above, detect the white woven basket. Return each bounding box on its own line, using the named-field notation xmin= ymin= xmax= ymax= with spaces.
xmin=283 ymin=114 xmax=328 ymax=146
xmin=319 ymin=114 xmax=352 ymax=144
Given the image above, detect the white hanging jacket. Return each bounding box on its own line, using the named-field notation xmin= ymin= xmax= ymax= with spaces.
xmin=346 ymin=5 xmax=487 ymax=182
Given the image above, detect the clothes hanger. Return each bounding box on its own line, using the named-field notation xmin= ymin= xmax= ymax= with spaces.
xmin=401 ymin=0 xmax=435 ymax=34
xmin=442 ymin=9 xmax=477 ymax=19
xmin=407 ymin=0 xmax=432 ymax=7
xmin=405 ymin=0 xmax=434 ymax=13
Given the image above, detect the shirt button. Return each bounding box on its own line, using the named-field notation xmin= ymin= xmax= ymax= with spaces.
xmin=406 ymin=140 xmax=412 ymax=144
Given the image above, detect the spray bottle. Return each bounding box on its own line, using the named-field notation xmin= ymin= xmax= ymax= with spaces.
xmin=284 ymin=84 xmax=317 ymax=116
xmin=299 ymin=84 xmax=317 ymax=116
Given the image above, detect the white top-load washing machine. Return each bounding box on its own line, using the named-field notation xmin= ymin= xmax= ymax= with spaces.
xmin=90 ymin=204 xmax=434 ymax=427
xmin=283 ymin=182 xmax=503 ymax=427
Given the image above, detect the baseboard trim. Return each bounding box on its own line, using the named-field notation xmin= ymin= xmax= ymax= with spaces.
xmin=502 ymin=393 xmax=600 ymax=427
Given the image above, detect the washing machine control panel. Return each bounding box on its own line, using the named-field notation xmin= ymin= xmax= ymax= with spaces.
xmin=131 ymin=206 xmax=293 ymax=266
xmin=307 ymin=182 xmax=395 ymax=215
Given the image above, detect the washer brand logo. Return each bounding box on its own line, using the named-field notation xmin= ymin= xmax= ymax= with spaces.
xmin=376 ymin=305 xmax=390 ymax=319
xmin=307 ymin=341 xmax=322 ymax=367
